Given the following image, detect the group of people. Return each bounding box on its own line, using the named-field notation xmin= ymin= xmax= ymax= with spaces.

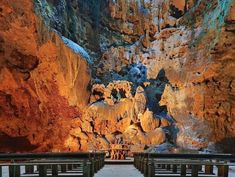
xmin=110 ymin=136 xmax=129 ymax=160
xmin=110 ymin=148 xmax=127 ymax=160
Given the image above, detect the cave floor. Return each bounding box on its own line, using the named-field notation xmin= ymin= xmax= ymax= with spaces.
xmin=94 ymin=164 xmax=144 ymax=177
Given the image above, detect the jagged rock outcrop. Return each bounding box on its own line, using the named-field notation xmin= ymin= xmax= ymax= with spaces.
xmin=0 ymin=0 xmax=234 ymax=153
xmin=78 ymin=81 xmax=168 ymax=151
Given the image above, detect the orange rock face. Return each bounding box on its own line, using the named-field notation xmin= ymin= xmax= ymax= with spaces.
xmin=0 ymin=0 xmax=234 ymax=153
xmin=0 ymin=1 xmax=90 ymax=152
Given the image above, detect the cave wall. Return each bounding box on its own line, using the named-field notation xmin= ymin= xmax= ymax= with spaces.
xmin=0 ymin=1 xmax=91 ymax=152
xmin=0 ymin=0 xmax=234 ymax=152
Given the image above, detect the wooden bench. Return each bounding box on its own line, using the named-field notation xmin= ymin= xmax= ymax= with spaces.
xmin=133 ymin=152 xmax=235 ymax=177
xmin=0 ymin=152 xmax=105 ymax=177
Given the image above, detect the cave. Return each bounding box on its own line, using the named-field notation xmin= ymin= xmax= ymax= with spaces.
xmin=0 ymin=0 xmax=234 ymax=156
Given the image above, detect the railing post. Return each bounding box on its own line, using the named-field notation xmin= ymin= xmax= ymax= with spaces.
xmin=9 ymin=165 xmax=20 ymax=177
xmin=38 ymin=165 xmax=47 ymax=177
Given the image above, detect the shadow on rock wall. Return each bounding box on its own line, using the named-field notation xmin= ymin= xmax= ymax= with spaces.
xmin=145 ymin=69 xmax=169 ymax=115
xmin=214 ymin=137 xmax=235 ymax=153
xmin=145 ymin=68 xmax=179 ymax=145
xmin=0 ymin=133 xmax=38 ymax=152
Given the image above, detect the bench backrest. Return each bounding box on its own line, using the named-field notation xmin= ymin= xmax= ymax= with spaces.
xmin=0 ymin=152 xmax=105 ymax=162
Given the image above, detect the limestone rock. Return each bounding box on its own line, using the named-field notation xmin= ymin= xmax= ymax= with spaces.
xmin=142 ymin=128 xmax=166 ymax=145
xmin=140 ymin=109 xmax=160 ymax=132
xmin=123 ymin=124 xmax=143 ymax=145
xmin=69 ymin=127 xmax=82 ymax=137
xmin=134 ymin=86 xmax=147 ymax=118
xmin=64 ymin=136 xmax=80 ymax=151
xmin=0 ymin=0 xmax=235 ymax=153
xmin=0 ymin=0 xmax=90 ymax=152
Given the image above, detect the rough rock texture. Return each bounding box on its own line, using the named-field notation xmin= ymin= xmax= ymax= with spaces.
xmin=0 ymin=1 xmax=90 ymax=152
xmin=0 ymin=0 xmax=234 ymax=153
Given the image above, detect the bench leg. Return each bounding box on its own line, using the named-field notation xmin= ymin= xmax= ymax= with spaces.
xmin=47 ymin=165 xmax=52 ymax=170
xmin=141 ymin=160 xmax=144 ymax=173
xmin=61 ymin=165 xmax=67 ymax=173
xmin=167 ymin=164 xmax=171 ymax=171
xmin=83 ymin=161 xmax=91 ymax=177
xmin=52 ymin=165 xmax=58 ymax=176
xmin=91 ymin=160 xmax=95 ymax=177
xmin=198 ymin=165 xmax=202 ymax=171
xmin=95 ymin=160 xmax=98 ymax=173
xmin=0 ymin=166 xmax=2 ymax=177
xmin=144 ymin=159 xmax=148 ymax=177
xmin=67 ymin=164 xmax=73 ymax=170
xmin=38 ymin=165 xmax=47 ymax=177
xmin=218 ymin=165 xmax=228 ymax=177
xmin=205 ymin=165 xmax=213 ymax=174
xmin=172 ymin=165 xmax=177 ymax=173
xmin=148 ymin=162 xmax=155 ymax=177
xmin=25 ymin=165 xmax=34 ymax=174
xmin=191 ymin=165 xmax=199 ymax=177
xmin=181 ymin=165 xmax=186 ymax=177
xmin=9 ymin=166 xmax=20 ymax=177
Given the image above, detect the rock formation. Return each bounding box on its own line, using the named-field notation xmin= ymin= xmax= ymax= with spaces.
xmin=0 ymin=0 xmax=234 ymax=153
xmin=0 ymin=1 xmax=90 ymax=152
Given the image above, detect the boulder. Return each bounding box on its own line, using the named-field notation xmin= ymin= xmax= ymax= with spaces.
xmin=140 ymin=109 xmax=160 ymax=132
xmin=145 ymin=128 xmax=166 ymax=145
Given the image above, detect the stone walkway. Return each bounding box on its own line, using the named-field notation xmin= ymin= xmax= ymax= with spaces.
xmin=94 ymin=165 xmax=144 ymax=177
